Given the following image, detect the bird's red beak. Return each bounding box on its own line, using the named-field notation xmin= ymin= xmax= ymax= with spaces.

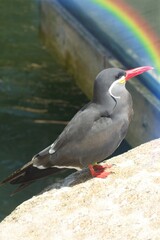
xmin=125 ymin=66 xmax=153 ymax=81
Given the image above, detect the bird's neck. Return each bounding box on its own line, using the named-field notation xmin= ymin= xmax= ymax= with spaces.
xmin=93 ymin=92 xmax=116 ymax=115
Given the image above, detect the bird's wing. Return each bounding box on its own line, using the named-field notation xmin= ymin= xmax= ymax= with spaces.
xmin=32 ymin=103 xmax=101 ymax=168
xmin=53 ymin=105 xmax=99 ymax=150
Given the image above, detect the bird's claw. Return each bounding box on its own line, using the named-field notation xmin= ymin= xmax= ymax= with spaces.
xmin=88 ymin=164 xmax=115 ymax=178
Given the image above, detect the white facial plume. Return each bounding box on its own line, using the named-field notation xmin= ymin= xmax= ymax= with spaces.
xmin=108 ymin=76 xmax=126 ymax=99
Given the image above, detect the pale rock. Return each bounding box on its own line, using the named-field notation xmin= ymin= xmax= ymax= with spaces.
xmin=0 ymin=139 xmax=160 ymax=240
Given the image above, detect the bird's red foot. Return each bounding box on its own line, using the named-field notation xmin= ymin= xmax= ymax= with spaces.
xmin=88 ymin=164 xmax=113 ymax=178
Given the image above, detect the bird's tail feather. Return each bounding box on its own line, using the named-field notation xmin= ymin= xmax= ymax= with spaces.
xmin=0 ymin=161 xmax=63 ymax=193
xmin=10 ymin=181 xmax=34 ymax=196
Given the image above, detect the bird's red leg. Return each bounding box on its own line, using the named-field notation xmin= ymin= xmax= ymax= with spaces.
xmin=88 ymin=164 xmax=113 ymax=178
xmin=93 ymin=164 xmax=113 ymax=170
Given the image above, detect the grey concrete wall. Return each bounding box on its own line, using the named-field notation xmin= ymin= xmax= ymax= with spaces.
xmin=39 ymin=0 xmax=160 ymax=147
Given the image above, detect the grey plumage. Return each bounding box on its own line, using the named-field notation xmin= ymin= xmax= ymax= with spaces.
xmin=1 ymin=66 xmax=152 ymax=193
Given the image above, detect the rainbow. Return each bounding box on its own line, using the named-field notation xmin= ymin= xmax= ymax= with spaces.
xmin=92 ymin=0 xmax=160 ymax=80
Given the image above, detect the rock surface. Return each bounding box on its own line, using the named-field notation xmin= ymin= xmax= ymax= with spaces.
xmin=0 ymin=139 xmax=160 ymax=240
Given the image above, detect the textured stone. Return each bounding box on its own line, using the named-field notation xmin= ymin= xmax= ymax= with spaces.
xmin=0 ymin=139 xmax=160 ymax=240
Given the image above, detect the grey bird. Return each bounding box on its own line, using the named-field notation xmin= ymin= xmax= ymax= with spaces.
xmin=0 ymin=66 xmax=153 ymax=193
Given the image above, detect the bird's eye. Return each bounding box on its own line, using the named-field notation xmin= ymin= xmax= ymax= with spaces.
xmin=115 ymin=72 xmax=125 ymax=80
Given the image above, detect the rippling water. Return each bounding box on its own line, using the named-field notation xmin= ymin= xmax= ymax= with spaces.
xmin=0 ymin=0 xmax=130 ymax=221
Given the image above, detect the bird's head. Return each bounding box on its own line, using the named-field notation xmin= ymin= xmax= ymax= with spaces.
xmin=93 ymin=66 xmax=153 ymax=102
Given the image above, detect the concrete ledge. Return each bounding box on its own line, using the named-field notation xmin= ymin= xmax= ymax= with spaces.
xmin=39 ymin=0 xmax=160 ymax=147
xmin=0 ymin=139 xmax=160 ymax=240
